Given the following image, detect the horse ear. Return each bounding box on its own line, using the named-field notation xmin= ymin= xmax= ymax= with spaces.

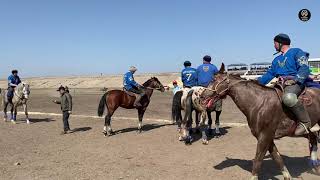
xmin=219 ymin=63 xmax=226 ymax=73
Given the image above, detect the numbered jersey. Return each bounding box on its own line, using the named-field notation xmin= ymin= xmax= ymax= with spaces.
xmin=181 ymin=67 xmax=197 ymax=87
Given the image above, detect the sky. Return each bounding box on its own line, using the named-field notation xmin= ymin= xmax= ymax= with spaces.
xmin=1 ymin=0 xmax=319 ymax=77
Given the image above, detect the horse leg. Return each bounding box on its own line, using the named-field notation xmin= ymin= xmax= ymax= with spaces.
xmin=10 ymin=105 xmax=16 ymax=124
xmin=193 ymin=111 xmax=200 ymax=134
xmin=207 ymin=110 xmax=213 ymax=135
xmin=268 ymin=141 xmax=292 ymax=180
xmin=23 ymin=103 xmax=30 ymax=124
xmin=137 ymin=109 xmax=145 ymax=133
xmin=200 ymin=112 xmax=208 ymax=145
xmin=215 ymin=111 xmax=222 ymax=135
xmin=3 ymin=103 xmax=8 ymax=121
xmin=251 ymin=132 xmax=272 ymax=180
xmin=103 ymin=113 xmax=114 ymax=136
xmin=309 ymin=134 xmax=320 ymax=175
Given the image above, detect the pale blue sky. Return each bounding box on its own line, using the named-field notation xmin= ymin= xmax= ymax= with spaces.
xmin=1 ymin=0 xmax=319 ymax=77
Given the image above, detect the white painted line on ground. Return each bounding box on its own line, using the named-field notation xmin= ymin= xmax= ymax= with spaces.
xmin=13 ymin=111 xmax=248 ymax=127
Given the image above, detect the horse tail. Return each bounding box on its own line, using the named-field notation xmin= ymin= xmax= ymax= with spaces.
xmin=171 ymin=91 xmax=183 ymax=122
xmin=185 ymin=90 xmax=194 ymax=123
xmin=98 ymin=92 xmax=108 ymax=117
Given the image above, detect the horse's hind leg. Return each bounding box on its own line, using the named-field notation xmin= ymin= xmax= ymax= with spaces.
xmin=103 ymin=114 xmax=114 ymax=136
xmin=268 ymin=142 xmax=292 ymax=180
xmin=309 ymin=134 xmax=320 ymax=175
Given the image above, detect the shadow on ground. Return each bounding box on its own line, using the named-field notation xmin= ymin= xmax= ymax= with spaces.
xmin=214 ymin=155 xmax=320 ymax=179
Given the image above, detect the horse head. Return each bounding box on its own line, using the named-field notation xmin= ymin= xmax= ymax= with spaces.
xmin=18 ymin=82 xmax=30 ymax=100
xmin=144 ymin=77 xmax=165 ymax=92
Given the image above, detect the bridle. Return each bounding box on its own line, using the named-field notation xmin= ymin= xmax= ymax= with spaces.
xmin=205 ymin=74 xmax=246 ymax=97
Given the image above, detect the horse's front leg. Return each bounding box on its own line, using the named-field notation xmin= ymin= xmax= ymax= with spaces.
xmin=10 ymin=105 xmax=16 ymax=124
xmin=3 ymin=103 xmax=8 ymax=121
xmin=251 ymin=132 xmax=273 ymax=180
xmin=23 ymin=103 xmax=30 ymax=124
xmin=269 ymin=142 xmax=292 ymax=180
xmin=215 ymin=110 xmax=222 ymax=135
xmin=200 ymin=112 xmax=208 ymax=145
xmin=137 ymin=109 xmax=146 ymax=133
xmin=309 ymin=134 xmax=320 ymax=175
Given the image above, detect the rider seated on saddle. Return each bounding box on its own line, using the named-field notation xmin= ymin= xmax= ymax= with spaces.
xmin=123 ymin=66 xmax=145 ymax=107
xmin=181 ymin=61 xmax=197 ymax=88
xmin=197 ymin=55 xmax=219 ymax=87
xmin=7 ymin=69 xmax=21 ymax=103
xmin=258 ymin=33 xmax=320 ymax=136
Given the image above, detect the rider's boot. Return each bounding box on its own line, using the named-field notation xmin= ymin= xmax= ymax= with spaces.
xmin=292 ymin=101 xmax=313 ymax=135
xmin=134 ymin=94 xmax=142 ymax=108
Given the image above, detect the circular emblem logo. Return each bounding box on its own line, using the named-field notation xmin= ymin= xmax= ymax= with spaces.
xmin=299 ymin=9 xmax=311 ymax=22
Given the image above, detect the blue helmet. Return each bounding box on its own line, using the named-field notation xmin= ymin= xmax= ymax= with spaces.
xmin=274 ymin=33 xmax=291 ymax=45
xmin=184 ymin=61 xmax=191 ymax=67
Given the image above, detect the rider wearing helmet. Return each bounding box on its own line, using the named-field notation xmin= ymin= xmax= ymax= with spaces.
xmin=258 ymin=33 xmax=320 ymax=135
xmin=181 ymin=61 xmax=197 ymax=88
xmin=123 ymin=66 xmax=145 ymax=107
xmin=7 ymin=70 xmax=21 ymax=103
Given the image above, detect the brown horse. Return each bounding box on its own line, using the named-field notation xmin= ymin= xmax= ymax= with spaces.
xmin=97 ymin=77 xmax=165 ymax=136
xmin=199 ymin=63 xmax=320 ymax=180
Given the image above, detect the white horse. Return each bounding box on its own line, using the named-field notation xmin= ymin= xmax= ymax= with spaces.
xmin=1 ymin=82 xmax=31 ymax=124
xmin=172 ymin=86 xmax=222 ymax=145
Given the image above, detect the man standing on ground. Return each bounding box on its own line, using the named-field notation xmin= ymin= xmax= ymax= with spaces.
xmin=53 ymin=86 xmax=73 ymax=134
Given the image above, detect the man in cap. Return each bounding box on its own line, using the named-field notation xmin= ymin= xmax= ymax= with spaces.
xmin=197 ymin=55 xmax=222 ymax=135
xmin=181 ymin=61 xmax=197 ymax=88
xmin=123 ymin=66 xmax=145 ymax=107
xmin=258 ymin=33 xmax=320 ymax=135
xmin=7 ymin=69 xmax=22 ymax=103
xmin=53 ymin=86 xmax=73 ymax=134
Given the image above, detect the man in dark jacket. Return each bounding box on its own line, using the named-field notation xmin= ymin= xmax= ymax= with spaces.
xmin=53 ymin=86 xmax=73 ymax=134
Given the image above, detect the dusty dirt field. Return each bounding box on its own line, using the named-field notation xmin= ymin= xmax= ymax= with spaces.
xmin=1 ymin=88 xmax=319 ymax=180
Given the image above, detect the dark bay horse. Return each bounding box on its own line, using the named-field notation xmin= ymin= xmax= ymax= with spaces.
xmin=200 ymin=63 xmax=320 ymax=180
xmin=97 ymin=77 xmax=165 ymax=136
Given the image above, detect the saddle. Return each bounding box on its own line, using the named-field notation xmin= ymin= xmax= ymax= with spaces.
xmin=273 ymin=79 xmax=313 ymax=106
xmin=123 ymin=88 xmax=137 ymax=97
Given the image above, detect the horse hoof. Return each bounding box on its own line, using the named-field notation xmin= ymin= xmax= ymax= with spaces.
xmin=4 ymin=118 xmax=7 ymax=122
xmin=202 ymin=139 xmax=209 ymax=145
xmin=11 ymin=120 xmax=16 ymax=124
xmin=178 ymin=136 xmax=184 ymax=141
xmin=311 ymin=165 xmax=320 ymax=175
xmin=184 ymin=136 xmax=193 ymax=145
xmin=26 ymin=120 xmax=30 ymax=124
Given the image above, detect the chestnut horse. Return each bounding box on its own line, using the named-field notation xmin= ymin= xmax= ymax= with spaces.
xmin=97 ymin=77 xmax=165 ymax=136
xmin=199 ymin=63 xmax=320 ymax=180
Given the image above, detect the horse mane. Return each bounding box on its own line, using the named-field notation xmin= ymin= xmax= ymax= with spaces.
xmin=142 ymin=77 xmax=159 ymax=87
xmin=228 ymin=74 xmax=274 ymax=91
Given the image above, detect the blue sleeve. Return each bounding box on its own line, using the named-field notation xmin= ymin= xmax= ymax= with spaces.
xmin=181 ymin=71 xmax=185 ymax=84
xmin=212 ymin=65 xmax=218 ymax=74
xmin=17 ymin=76 xmax=21 ymax=84
xmin=258 ymin=62 xmax=276 ymax=85
xmin=294 ymin=50 xmax=310 ymax=84
xmin=128 ymin=73 xmax=139 ymax=87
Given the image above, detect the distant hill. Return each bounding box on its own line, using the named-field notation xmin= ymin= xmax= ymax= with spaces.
xmin=0 ymin=73 xmax=181 ymax=89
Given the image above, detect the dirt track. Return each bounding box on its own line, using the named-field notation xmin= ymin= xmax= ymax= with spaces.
xmin=0 ymin=89 xmax=319 ymax=180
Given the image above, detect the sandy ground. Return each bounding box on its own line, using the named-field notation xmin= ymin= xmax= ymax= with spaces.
xmin=0 ymin=88 xmax=320 ymax=180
